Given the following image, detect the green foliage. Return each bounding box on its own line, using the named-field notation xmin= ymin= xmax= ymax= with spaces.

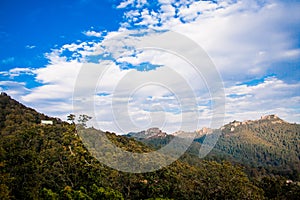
xmin=77 ymin=114 xmax=92 ymax=127
xmin=0 ymin=94 xmax=298 ymax=199
xmin=130 ymin=119 xmax=300 ymax=181
xmin=90 ymin=184 xmax=124 ymax=200
xmin=41 ymin=188 xmax=59 ymax=200
xmin=205 ymin=119 xmax=300 ymax=180
xmin=67 ymin=114 xmax=76 ymax=124
xmin=255 ymin=176 xmax=300 ymax=200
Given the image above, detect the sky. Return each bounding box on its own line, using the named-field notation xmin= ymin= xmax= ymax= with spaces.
xmin=0 ymin=0 xmax=299 ymax=134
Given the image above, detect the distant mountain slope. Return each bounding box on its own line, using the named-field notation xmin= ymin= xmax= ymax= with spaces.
xmin=207 ymin=115 xmax=300 ymax=178
xmin=127 ymin=115 xmax=300 ymax=180
xmin=127 ymin=127 xmax=168 ymax=139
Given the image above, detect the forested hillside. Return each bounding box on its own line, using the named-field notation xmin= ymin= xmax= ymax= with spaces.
xmin=205 ymin=117 xmax=300 ymax=179
xmin=0 ymin=93 xmax=299 ymax=199
xmin=130 ymin=115 xmax=300 ymax=181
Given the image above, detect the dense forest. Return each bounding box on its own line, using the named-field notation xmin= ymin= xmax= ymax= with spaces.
xmin=0 ymin=93 xmax=300 ymax=199
xmin=131 ymin=116 xmax=300 ymax=181
xmin=205 ymin=118 xmax=300 ymax=180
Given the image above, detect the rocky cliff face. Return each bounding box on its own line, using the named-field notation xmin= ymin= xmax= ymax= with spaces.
xmin=127 ymin=127 xmax=167 ymax=139
xmin=221 ymin=115 xmax=287 ymax=133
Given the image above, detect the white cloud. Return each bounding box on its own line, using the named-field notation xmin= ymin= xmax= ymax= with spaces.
xmin=2 ymin=0 xmax=299 ymax=133
xmin=8 ymin=54 xmax=82 ymax=120
xmin=117 ymin=0 xmax=134 ymax=9
xmin=84 ymin=60 xmax=205 ymax=133
xmin=0 ymin=81 xmax=30 ymax=97
xmin=0 ymin=67 xmax=35 ymax=79
xmin=225 ymin=77 xmax=300 ymax=123
xmin=25 ymin=45 xmax=36 ymax=49
xmin=83 ymin=30 xmax=102 ymax=37
xmin=9 ymin=67 xmax=34 ymax=78
xmin=117 ymin=0 xmax=147 ymax=9
xmin=120 ymin=0 xmax=300 ymax=79
xmin=22 ymin=60 xmax=82 ymax=101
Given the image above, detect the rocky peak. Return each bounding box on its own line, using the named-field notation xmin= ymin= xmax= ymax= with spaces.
xmin=146 ymin=127 xmax=161 ymax=135
xmin=220 ymin=115 xmax=287 ymax=134
xmin=196 ymin=127 xmax=213 ymax=136
xmin=260 ymin=114 xmax=279 ymax=120
xmin=127 ymin=127 xmax=167 ymax=139
xmin=230 ymin=120 xmax=242 ymax=127
xmin=259 ymin=114 xmax=285 ymax=124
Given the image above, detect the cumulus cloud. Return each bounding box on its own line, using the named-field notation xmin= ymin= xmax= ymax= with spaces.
xmin=0 ymin=67 xmax=35 ymax=79
xmin=117 ymin=0 xmax=147 ymax=9
xmin=24 ymin=29 xmax=216 ymax=133
xmin=2 ymin=0 xmax=299 ymax=133
xmin=83 ymin=30 xmax=102 ymax=37
xmin=19 ymin=58 xmax=83 ymax=119
xmin=117 ymin=0 xmax=135 ymax=9
xmin=118 ymin=0 xmax=300 ymax=79
xmin=9 ymin=67 xmax=34 ymax=78
xmin=0 ymin=81 xmax=30 ymax=98
xmin=225 ymin=77 xmax=300 ymax=123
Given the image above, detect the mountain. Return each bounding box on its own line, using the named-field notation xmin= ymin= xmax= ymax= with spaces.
xmin=127 ymin=127 xmax=167 ymax=139
xmin=127 ymin=115 xmax=300 ymax=180
xmin=0 ymin=93 xmax=299 ymax=199
xmin=206 ymin=115 xmax=300 ymax=178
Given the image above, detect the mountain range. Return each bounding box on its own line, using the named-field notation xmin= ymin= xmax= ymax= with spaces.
xmin=0 ymin=93 xmax=299 ymax=199
xmin=127 ymin=115 xmax=300 ymax=180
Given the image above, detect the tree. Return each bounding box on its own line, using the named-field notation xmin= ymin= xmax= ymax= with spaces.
xmin=67 ymin=114 xmax=76 ymax=124
xmin=77 ymin=114 xmax=92 ymax=127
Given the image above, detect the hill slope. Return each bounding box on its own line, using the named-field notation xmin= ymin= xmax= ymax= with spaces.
xmin=0 ymin=93 xmax=299 ymax=199
xmin=208 ymin=115 xmax=300 ymax=178
xmin=127 ymin=115 xmax=300 ymax=180
xmin=0 ymin=92 xmax=61 ymax=133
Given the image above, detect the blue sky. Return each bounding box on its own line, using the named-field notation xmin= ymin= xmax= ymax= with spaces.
xmin=0 ymin=0 xmax=300 ymax=133
xmin=0 ymin=0 xmax=122 ymax=71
